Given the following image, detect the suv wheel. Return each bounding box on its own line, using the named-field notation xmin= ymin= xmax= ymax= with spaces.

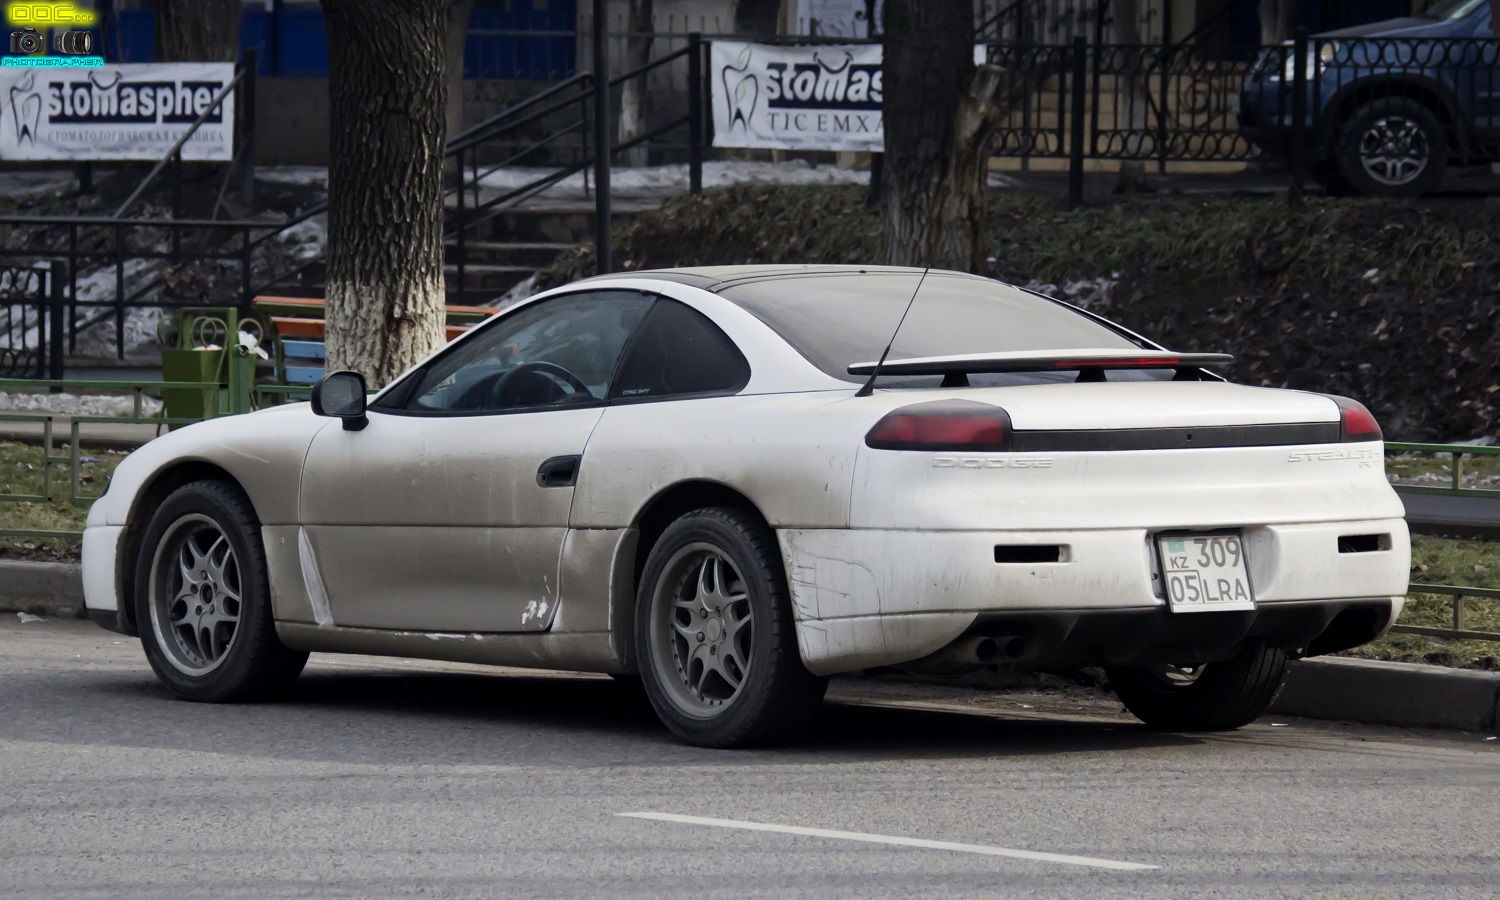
xmin=1336 ymin=98 xmax=1447 ymax=197
xmin=1106 ymin=640 xmax=1288 ymax=731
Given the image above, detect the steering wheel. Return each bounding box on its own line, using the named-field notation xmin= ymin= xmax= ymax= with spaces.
xmin=486 ymin=361 xmax=593 ymax=409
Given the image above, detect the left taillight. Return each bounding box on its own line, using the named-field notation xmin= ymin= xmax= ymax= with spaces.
xmin=1331 ymin=396 xmax=1383 ymax=442
xmin=865 ymin=400 xmax=1012 ymax=451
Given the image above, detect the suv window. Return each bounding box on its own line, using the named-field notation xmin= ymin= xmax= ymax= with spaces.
xmin=610 ymin=300 xmax=750 ymax=401
xmin=387 ymin=291 xmax=653 ymax=414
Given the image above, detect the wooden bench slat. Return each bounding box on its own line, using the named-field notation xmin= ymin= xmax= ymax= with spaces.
xmin=285 ymin=366 xmax=325 ymax=385
xmin=255 ymin=296 xmax=500 ymax=323
xmin=282 ymin=339 xmax=327 ymax=359
xmin=270 ymin=317 xmax=326 ymax=338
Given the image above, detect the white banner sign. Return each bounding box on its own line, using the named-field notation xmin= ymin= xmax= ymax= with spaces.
xmin=712 ymin=41 xmax=884 ymax=152
xmin=0 ymin=63 xmax=235 ymax=161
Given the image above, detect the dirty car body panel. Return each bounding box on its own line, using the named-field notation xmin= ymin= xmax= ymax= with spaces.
xmin=82 ymin=266 xmax=1410 ymax=689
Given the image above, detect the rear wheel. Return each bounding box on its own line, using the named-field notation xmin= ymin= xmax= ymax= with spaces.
xmin=1106 ymin=640 xmax=1288 ymax=731
xmin=1335 ymin=98 xmax=1447 ymax=197
xmin=135 ymin=480 xmax=308 ymax=702
xmin=635 ymin=507 xmax=827 ymax=747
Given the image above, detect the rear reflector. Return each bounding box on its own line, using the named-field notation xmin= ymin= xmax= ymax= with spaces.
xmin=866 ymin=400 xmax=1012 ymax=452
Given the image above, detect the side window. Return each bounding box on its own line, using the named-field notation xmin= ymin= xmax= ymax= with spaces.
xmin=387 ymin=291 xmax=653 ymax=414
xmin=610 ymin=300 xmax=751 ymax=401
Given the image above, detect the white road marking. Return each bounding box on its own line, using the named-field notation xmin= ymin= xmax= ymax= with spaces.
xmin=617 ymin=812 xmax=1158 ymax=872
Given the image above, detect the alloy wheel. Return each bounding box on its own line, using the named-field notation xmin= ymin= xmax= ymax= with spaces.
xmin=147 ymin=513 xmax=244 ymax=675
xmin=649 ymin=543 xmax=755 ymax=716
xmin=1358 ymin=115 xmax=1430 ymax=187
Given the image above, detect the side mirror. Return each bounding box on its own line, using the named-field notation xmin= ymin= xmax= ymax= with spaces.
xmin=311 ymin=370 xmax=368 ymax=431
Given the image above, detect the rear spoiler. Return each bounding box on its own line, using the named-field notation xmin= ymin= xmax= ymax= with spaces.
xmin=847 ymin=349 xmax=1234 ymax=377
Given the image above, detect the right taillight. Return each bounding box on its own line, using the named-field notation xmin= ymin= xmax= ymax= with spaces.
xmin=1331 ymin=396 xmax=1383 ymax=442
xmin=865 ymin=400 xmax=1012 ymax=451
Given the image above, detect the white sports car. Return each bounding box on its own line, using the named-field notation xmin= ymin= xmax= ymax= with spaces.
xmin=82 ymin=266 xmax=1410 ymax=747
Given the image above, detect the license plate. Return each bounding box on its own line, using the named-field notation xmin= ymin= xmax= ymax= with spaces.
xmin=1156 ymin=533 xmax=1255 ymax=613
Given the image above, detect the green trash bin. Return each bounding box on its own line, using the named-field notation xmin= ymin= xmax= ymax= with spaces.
xmin=160 ymin=347 xmax=228 ymax=425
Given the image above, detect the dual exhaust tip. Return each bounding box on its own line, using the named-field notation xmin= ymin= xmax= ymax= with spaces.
xmin=951 ymin=634 xmax=1027 ymax=665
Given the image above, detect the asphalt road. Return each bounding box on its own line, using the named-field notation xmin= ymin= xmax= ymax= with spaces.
xmin=3 ymin=619 xmax=1497 ymax=899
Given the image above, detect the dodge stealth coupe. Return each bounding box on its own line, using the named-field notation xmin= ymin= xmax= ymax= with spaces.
xmin=81 ymin=266 xmax=1410 ymax=747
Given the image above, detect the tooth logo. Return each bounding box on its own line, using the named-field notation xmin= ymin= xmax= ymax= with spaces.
xmin=6 ymin=70 xmax=41 ymax=145
xmin=721 ymin=46 xmax=758 ymax=132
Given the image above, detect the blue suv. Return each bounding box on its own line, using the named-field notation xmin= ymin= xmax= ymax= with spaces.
xmin=1240 ymin=0 xmax=1497 ymax=196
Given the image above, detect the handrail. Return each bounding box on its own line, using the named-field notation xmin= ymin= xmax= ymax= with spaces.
xmin=608 ymin=43 xmax=691 ymax=88
xmin=449 ymin=73 xmax=593 ymax=154
xmin=113 ymin=68 xmax=247 ymax=218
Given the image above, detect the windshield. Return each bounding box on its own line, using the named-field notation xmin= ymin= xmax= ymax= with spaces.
xmin=1425 ymin=0 xmax=1488 ymax=20
xmin=718 ymin=272 xmax=1149 ymax=385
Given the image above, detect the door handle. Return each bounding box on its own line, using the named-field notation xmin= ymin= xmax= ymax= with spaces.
xmin=536 ymin=455 xmax=581 ymax=488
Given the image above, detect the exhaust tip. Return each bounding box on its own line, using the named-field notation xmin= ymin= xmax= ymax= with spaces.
xmin=998 ymin=636 xmax=1026 ymax=661
xmin=974 ymin=638 xmax=999 ymax=664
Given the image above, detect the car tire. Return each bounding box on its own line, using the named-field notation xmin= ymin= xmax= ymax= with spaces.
xmin=635 ymin=506 xmax=827 ymax=747
xmin=135 ymin=480 xmax=308 ymax=702
xmin=1335 ymin=97 xmax=1448 ymax=197
xmin=1105 ymin=640 xmax=1288 ymax=731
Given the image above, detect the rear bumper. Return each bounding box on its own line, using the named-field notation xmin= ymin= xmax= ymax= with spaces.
xmin=780 ymin=519 xmax=1409 ymax=674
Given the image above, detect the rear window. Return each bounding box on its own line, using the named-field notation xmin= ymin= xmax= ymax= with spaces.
xmin=718 ymin=272 xmax=1146 ymax=385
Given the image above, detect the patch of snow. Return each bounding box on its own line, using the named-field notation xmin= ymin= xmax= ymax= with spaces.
xmin=65 ymin=258 xmax=165 ymax=361
xmin=476 ymin=159 xmax=870 ymax=201
xmin=1020 ymin=276 xmax=1117 ymax=310
xmin=259 ymin=166 xmax=329 ymax=188
xmin=0 ymin=171 xmax=76 ymax=201
xmin=16 ymin=612 xmax=43 ymax=623
xmin=494 ymin=273 xmax=540 ymax=310
xmin=0 ymin=391 xmax=163 ymax=417
xmin=276 ymin=216 xmax=327 ymax=261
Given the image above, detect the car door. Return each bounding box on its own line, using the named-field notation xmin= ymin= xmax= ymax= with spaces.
xmin=299 ymin=290 xmax=654 ymax=634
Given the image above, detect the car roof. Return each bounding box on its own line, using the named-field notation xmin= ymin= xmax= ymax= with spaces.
xmin=573 ymin=264 xmax=992 ymax=293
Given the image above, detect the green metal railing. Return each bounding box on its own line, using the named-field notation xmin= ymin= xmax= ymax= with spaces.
xmin=1385 ymin=441 xmax=1500 ymax=498
xmin=0 ymin=375 xmax=307 ymax=542
xmin=1 ymin=394 xmax=1497 ymax=646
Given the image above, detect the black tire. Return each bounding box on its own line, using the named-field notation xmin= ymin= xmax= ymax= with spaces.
xmin=134 ymin=480 xmax=308 ymax=702
xmin=1335 ymin=97 xmax=1448 ymax=197
xmin=1105 ymin=640 xmax=1288 ymax=731
xmin=635 ymin=507 xmax=827 ymax=747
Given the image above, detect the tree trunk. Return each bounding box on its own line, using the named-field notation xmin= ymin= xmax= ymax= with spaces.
xmin=880 ymin=0 xmax=1004 ymax=271
xmin=321 ymin=0 xmax=449 ymax=387
xmin=1259 ymin=0 xmax=1297 ymax=45
xmin=444 ymin=0 xmax=476 ymax=140
xmin=734 ymin=0 xmax=782 ymax=34
xmin=153 ymin=0 xmax=240 ymax=61
xmin=619 ymin=0 xmax=655 ymax=167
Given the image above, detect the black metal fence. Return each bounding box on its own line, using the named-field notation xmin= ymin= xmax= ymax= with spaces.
xmin=0 ymin=262 xmax=64 ymax=380
xmin=989 ymin=33 xmax=1500 ymax=200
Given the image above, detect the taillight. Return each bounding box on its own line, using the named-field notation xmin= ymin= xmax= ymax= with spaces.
xmin=1330 ymin=396 xmax=1382 ymax=442
xmin=865 ymin=400 xmax=1012 ymax=451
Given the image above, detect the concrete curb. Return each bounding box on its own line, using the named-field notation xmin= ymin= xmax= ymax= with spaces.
xmin=0 ymin=560 xmax=1496 ymax=733
xmin=0 ymin=560 xmax=86 ymax=619
xmin=1273 ymin=656 xmax=1500 ymax=733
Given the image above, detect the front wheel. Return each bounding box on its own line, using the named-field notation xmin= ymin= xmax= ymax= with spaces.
xmin=635 ymin=507 xmax=827 ymax=747
xmin=135 ymin=480 xmax=308 ymax=702
xmin=1106 ymin=640 xmax=1288 ymax=731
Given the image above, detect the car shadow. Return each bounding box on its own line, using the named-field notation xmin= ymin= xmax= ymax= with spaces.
xmin=47 ymin=664 xmax=1199 ymax=765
